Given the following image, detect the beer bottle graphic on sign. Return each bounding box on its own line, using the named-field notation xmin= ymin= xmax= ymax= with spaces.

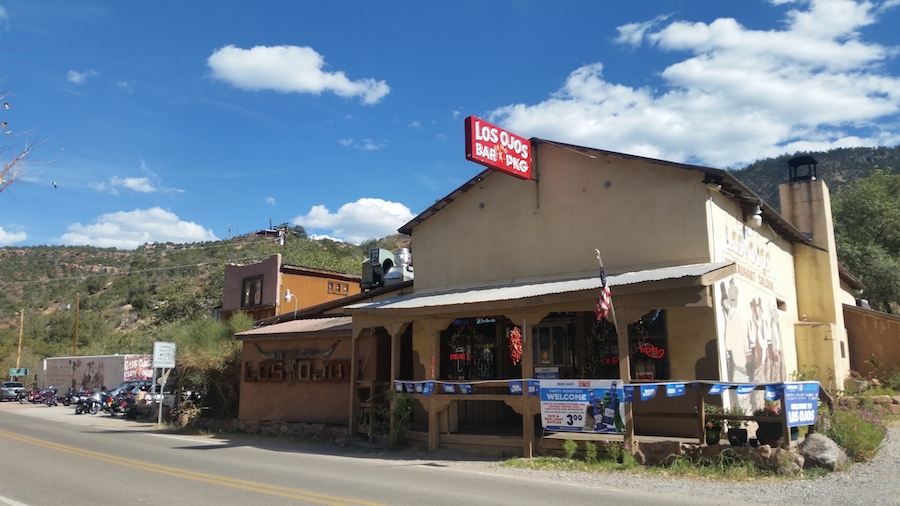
xmin=588 ymin=387 xmax=602 ymax=431
xmin=611 ymin=383 xmax=624 ymax=432
xmin=600 ymin=381 xmax=616 ymax=429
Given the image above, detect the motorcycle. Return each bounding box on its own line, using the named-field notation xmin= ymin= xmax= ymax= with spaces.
xmin=60 ymin=388 xmax=79 ymax=406
xmin=19 ymin=387 xmax=43 ymax=404
xmin=74 ymin=390 xmax=101 ymax=415
xmin=42 ymin=387 xmax=59 ymax=407
xmin=105 ymin=391 xmax=131 ymax=417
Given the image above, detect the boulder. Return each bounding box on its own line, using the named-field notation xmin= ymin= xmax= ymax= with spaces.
xmin=632 ymin=440 xmax=685 ymax=467
xmin=798 ymin=433 xmax=850 ymax=471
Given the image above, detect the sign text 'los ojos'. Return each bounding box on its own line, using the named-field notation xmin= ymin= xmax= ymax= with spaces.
xmin=464 ymin=116 xmax=532 ymax=179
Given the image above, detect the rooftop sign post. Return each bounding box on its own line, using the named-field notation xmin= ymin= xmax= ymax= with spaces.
xmin=464 ymin=116 xmax=532 ymax=180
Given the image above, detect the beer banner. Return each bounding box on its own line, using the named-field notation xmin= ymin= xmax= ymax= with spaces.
xmin=538 ymin=379 xmax=625 ymax=434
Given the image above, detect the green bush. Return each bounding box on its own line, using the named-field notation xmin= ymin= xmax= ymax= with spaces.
xmin=584 ymin=441 xmax=597 ymax=464
xmin=563 ymin=438 xmax=577 ymax=460
xmin=821 ymin=402 xmax=887 ymax=462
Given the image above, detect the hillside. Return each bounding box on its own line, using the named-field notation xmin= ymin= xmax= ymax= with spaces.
xmin=0 ymin=230 xmax=409 ymax=372
xmin=730 ymin=146 xmax=900 ymax=210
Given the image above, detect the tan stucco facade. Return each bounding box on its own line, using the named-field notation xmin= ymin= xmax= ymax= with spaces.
xmin=345 ymin=140 xmax=864 ymax=456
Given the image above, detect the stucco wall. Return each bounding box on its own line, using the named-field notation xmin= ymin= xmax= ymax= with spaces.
xmin=844 ymin=306 xmax=900 ymax=379
xmin=239 ymin=335 xmax=374 ymax=423
xmin=410 ymin=144 xmax=712 ymax=292
xmin=223 ymin=254 xmax=281 ymax=312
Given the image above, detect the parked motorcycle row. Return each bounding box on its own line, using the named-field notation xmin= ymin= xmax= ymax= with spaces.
xmin=17 ymin=386 xmax=58 ymax=406
xmin=16 ymin=384 xmax=139 ymax=419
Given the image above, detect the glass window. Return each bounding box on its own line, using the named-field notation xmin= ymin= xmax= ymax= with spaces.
xmin=629 ymin=309 xmax=670 ymax=381
xmin=241 ymin=276 xmax=263 ymax=308
xmin=533 ymin=322 xmax=575 ymax=373
xmin=440 ymin=317 xmax=500 ymax=380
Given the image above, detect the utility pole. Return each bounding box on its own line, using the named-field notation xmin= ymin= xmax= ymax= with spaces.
xmin=15 ymin=309 xmax=23 ymax=368
xmin=72 ymin=292 xmax=80 ymax=357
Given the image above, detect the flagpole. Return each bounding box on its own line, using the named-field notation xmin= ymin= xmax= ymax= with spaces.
xmin=595 ymin=249 xmax=619 ymax=330
xmin=595 ymin=249 xmax=634 ymax=450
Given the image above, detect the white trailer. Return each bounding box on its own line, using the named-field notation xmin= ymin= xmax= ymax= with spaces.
xmin=41 ymin=354 xmax=152 ymax=391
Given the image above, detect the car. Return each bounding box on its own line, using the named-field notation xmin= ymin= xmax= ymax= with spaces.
xmin=1 ymin=381 xmax=25 ymax=401
xmin=107 ymin=380 xmax=152 ymax=398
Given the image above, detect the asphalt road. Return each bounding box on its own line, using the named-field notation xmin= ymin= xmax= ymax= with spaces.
xmin=0 ymin=401 xmax=746 ymax=506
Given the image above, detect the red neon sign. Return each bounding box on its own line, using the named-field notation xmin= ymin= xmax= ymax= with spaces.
xmin=464 ymin=116 xmax=532 ymax=180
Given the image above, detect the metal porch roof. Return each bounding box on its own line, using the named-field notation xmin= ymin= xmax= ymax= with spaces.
xmin=236 ymin=315 xmax=353 ymax=338
xmin=345 ymin=262 xmax=735 ymax=313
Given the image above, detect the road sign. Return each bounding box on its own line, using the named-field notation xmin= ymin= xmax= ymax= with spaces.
xmin=152 ymin=342 xmax=176 ymax=369
xmin=9 ymin=368 xmax=28 ymax=377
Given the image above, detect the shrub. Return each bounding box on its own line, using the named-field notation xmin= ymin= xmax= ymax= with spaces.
xmin=584 ymin=441 xmax=597 ymax=464
xmin=563 ymin=438 xmax=578 ymax=460
xmin=821 ymin=401 xmax=887 ymax=462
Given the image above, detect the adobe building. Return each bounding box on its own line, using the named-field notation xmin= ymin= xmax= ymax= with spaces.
xmin=343 ymin=117 xmax=872 ymax=457
xmin=231 ymin=252 xmax=413 ymax=427
xmin=221 ymin=254 xmax=362 ymax=322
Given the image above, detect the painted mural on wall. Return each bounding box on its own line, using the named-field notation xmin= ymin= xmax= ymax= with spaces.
xmin=719 ymin=277 xmax=786 ymax=410
xmin=44 ymin=355 xmax=152 ymax=391
xmin=718 ymin=220 xmax=786 ymax=411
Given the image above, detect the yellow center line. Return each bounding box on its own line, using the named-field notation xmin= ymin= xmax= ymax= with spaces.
xmin=0 ymin=428 xmax=385 ymax=506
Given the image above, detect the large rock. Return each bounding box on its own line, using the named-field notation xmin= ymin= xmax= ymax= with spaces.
xmin=798 ymin=433 xmax=850 ymax=471
xmin=632 ymin=440 xmax=686 ymax=467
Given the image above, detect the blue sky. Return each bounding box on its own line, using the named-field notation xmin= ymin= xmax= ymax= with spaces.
xmin=0 ymin=0 xmax=898 ymax=249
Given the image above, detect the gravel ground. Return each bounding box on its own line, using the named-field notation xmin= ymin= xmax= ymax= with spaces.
xmin=439 ymin=424 xmax=900 ymax=506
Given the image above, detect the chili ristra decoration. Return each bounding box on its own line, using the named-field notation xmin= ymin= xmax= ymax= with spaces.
xmin=509 ymin=326 xmax=522 ymax=365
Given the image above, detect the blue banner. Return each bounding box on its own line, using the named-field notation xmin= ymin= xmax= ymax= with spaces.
xmin=708 ymin=383 xmax=728 ymax=395
xmin=640 ymin=385 xmax=658 ymax=401
xmin=666 ymin=383 xmax=686 ymax=397
xmin=736 ymin=385 xmax=755 ymax=395
xmin=765 ymin=383 xmax=784 ymax=401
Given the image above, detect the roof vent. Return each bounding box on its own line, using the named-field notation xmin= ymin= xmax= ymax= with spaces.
xmin=384 ymin=248 xmax=414 ymax=286
xmin=361 ymin=249 xmax=394 ymax=290
xmin=788 ymin=155 xmax=817 ymax=182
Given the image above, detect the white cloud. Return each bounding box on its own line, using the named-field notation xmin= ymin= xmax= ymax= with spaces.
xmin=0 ymin=226 xmax=26 ymax=246
xmin=615 ymin=14 xmax=670 ymax=47
xmin=207 ymin=44 xmax=390 ymax=104
xmin=265 ymin=197 xmax=276 ymax=205
xmin=59 ymin=207 xmax=218 ymax=250
xmin=293 ymin=198 xmax=414 ymax=244
xmin=490 ymin=0 xmax=900 ymax=168
xmin=67 ymin=70 xmax=98 ymax=85
xmin=92 ymin=163 xmax=183 ymax=194
xmin=338 ymin=138 xmax=384 ymax=150
xmin=116 ymin=81 xmax=135 ymax=93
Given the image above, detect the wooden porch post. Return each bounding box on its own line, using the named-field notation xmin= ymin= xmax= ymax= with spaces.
xmin=348 ymin=325 xmax=364 ymax=434
xmin=423 ymin=319 xmax=452 ymax=452
xmin=505 ymin=310 xmax=547 ymax=458
xmin=616 ymin=307 xmax=635 ymax=450
xmin=520 ymin=318 xmax=535 ymax=458
xmin=384 ymin=323 xmax=408 ymax=444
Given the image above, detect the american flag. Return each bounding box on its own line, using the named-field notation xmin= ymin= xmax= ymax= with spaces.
xmin=595 ymin=266 xmax=611 ymax=321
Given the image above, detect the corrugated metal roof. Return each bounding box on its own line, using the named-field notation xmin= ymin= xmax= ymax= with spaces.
xmin=236 ymin=316 xmax=353 ymax=337
xmin=346 ymin=262 xmax=734 ymax=312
